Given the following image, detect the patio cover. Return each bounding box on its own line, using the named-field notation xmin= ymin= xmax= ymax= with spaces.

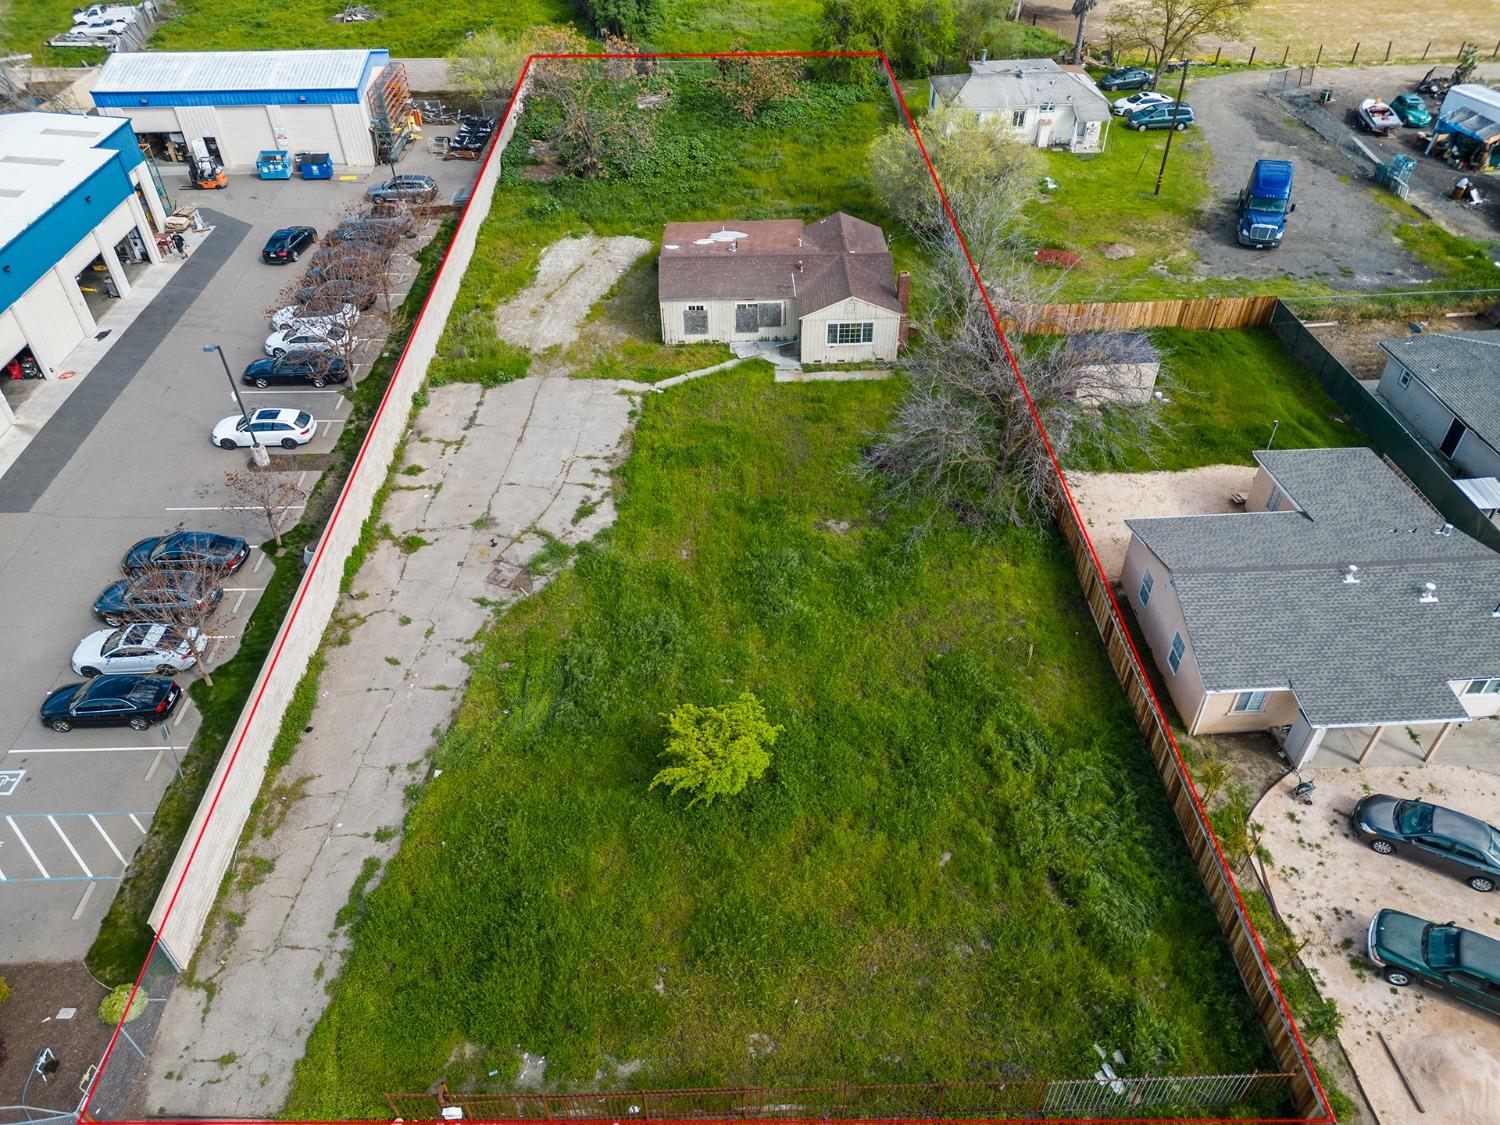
xmin=1440 ymin=106 xmax=1500 ymax=145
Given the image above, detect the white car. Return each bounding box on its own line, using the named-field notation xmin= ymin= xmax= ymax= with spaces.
xmin=264 ymin=324 xmax=353 ymax=357
xmin=269 ymin=302 xmax=360 ymax=332
xmin=212 ymin=407 xmax=316 ymax=450
xmin=72 ymin=623 xmax=205 ymax=678
xmin=1112 ymin=91 xmax=1174 ymax=116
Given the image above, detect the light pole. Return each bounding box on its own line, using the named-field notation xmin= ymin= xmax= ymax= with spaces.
xmin=204 ymin=343 xmax=269 ymax=467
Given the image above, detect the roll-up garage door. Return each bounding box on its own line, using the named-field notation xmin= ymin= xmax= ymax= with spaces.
xmin=123 ymin=108 xmax=180 ymax=133
xmin=0 ymin=309 xmax=25 ymax=363
xmin=24 ymin=271 xmax=86 ymax=362
xmin=215 ymin=106 xmax=276 ymax=167
xmin=279 ymin=106 xmax=347 ymax=164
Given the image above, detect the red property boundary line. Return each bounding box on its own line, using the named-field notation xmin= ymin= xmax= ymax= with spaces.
xmin=78 ymin=49 xmax=1335 ymax=1125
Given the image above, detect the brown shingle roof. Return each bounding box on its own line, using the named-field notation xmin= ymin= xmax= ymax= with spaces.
xmin=658 ymin=212 xmax=900 ymax=314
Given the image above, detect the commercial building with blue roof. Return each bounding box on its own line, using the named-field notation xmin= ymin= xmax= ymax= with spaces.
xmin=91 ymin=48 xmax=392 ymax=169
xmin=0 ymin=111 xmax=168 ymax=432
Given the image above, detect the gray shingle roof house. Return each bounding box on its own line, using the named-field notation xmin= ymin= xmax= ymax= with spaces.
xmin=657 ymin=213 xmax=908 ymax=365
xmin=1120 ymin=447 xmax=1500 ymax=767
xmin=928 ymin=58 xmax=1111 ymax=153
xmin=1378 ymin=331 xmax=1500 ymax=483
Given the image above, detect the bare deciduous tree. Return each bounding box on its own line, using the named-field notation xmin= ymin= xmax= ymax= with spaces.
xmin=1108 ymin=0 xmax=1258 ymax=78
xmin=224 ymin=470 xmax=307 ymax=549
xmin=123 ymin=560 xmax=235 ymax=687
xmin=705 ymin=39 xmax=803 ymax=119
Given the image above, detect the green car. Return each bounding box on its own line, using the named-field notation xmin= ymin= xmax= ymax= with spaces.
xmin=1390 ymin=92 xmax=1433 ymax=127
xmin=1368 ymin=909 xmax=1500 ymax=1016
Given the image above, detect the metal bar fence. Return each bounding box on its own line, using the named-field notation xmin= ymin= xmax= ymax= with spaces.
xmin=386 ymin=1072 xmax=1294 ymax=1122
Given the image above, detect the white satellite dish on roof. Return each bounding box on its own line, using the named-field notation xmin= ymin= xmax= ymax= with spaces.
xmin=709 ymin=230 xmax=748 ymax=242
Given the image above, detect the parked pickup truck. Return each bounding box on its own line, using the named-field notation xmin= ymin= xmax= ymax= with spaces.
xmin=1236 ymin=159 xmax=1294 ymax=249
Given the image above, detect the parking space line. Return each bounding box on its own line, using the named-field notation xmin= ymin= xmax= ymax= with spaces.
xmin=144 ymin=749 xmax=164 ymax=783
xmin=89 ymin=814 xmax=127 ymax=866
xmin=0 ymin=860 xmax=7 ymax=881
xmin=48 ymin=815 xmax=92 ymax=877
xmin=252 ymin=552 xmax=266 ymax=575
xmin=243 ymin=388 xmax=345 ymax=395
xmin=335 ymin=396 xmax=350 ymax=413
xmin=7 ymin=745 xmax=153 ymax=755
xmin=233 ymin=590 xmax=247 ymax=614
xmin=128 ymin=813 xmax=147 ymax=834
xmin=72 ymin=882 xmax=98 ymax=920
xmin=6 ymin=815 xmax=49 ymax=878
xmin=320 ymin=421 xmax=332 ymax=437
xmin=166 ymin=505 xmax=308 ymax=512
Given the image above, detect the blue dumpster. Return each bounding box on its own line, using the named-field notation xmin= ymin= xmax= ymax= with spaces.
xmin=256 ymin=150 xmax=290 ymax=180
xmin=295 ymin=151 xmax=333 ymax=180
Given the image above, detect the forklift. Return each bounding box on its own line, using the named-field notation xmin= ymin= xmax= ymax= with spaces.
xmin=188 ymin=138 xmax=227 ymax=190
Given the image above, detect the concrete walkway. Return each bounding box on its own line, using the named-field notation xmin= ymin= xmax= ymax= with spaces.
xmin=141 ymin=375 xmax=636 ymax=1116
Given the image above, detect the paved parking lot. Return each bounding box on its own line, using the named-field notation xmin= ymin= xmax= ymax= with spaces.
xmin=1256 ymin=765 xmax=1500 ymax=1125
xmin=0 ymin=145 xmax=478 ymax=962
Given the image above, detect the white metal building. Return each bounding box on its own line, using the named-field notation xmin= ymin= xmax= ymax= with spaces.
xmin=91 ymin=48 xmax=390 ymax=170
xmin=0 ymin=112 xmax=167 ymax=435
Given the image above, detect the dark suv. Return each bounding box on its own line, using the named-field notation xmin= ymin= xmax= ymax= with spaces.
xmin=1353 ymin=794 xmax=1500 ymax=893
xmin=261 ymin=226 xmax=317 ymax=263
xmin=1127 ymin=102 xmax=1194 ymax=131
xmin=1368 ymin=909 xmax=1500 ymax=1016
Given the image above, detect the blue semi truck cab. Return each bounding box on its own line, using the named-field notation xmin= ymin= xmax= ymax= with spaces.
xmin=1236 ymin=159 xmax=1295 ymax=248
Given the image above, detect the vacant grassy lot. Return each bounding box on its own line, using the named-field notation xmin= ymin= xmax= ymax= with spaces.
xmin=429 ymin=67 xmax=908 ymax=386
xmin=287 ymin=365 xmax=1275 ymax=1116
xmin=1066 ymin=327 xmax=1370 ymax=473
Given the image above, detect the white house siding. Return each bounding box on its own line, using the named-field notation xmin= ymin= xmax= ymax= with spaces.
xmin=1378 ymin=356 xmax=1500 ymax=480
xmin=1452 ymin=679 xmax=1500 ymax=719
xmin=1120 ymin=536 xmax=1210 ymax=730
xmin=799 ymin=297 xmax=901 ymax=364
xmin=1247 ymin=465 xmax=1300 ymax=512
xmin=971 ymin=105 xmax=1101 ymax=153
xmin=659 ymin=297 xmax=798 ymax=346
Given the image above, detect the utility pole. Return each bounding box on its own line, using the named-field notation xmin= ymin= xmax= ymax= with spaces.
xmin=1153 ymin=61 xmax=1191 ymax=196
xmin=204 ymin=343 xmax=269 ymax=467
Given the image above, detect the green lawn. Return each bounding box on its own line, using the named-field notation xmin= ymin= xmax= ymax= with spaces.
xmin=1066 ymin=327 xmax=1370 ymax=473
xmin=429 ymin=69 xmax=910 ymax=386
xmin=287 ymin=366 xmax=1276 ymax=1117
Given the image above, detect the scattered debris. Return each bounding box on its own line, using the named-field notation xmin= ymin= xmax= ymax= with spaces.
xmin=747 ymin=1033 xmax=777 ymax=1059
xmin=814 ymin=518 xmax=851 ymax=535
xmin=1033 ymin=247 xmax=1083 ymax=269
xmin=1098 ymin=242 xmax=1136 ymax=259
xmin=333 ymin=4 xmax=381 ymax=21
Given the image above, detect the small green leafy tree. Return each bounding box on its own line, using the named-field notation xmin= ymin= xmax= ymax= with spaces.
xmin=1452 ymin=42 xmax=1479 ymax=87
xmin=650 ymin=693 xmax=781 ymax=807
xmin=98 ymin=983 xmax=147 ymax=1025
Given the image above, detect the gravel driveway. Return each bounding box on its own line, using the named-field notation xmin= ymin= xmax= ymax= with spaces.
xmin=1255 ymin=765 xmax=1500 ymax=1125
xmin=1187 ymin=68 xmax=1436 ymax=287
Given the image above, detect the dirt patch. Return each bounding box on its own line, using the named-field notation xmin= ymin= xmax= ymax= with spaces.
xmin=1308 ymin=314 xmax=1493 ymax=378
xmin=1064 ymin=464 xmax=1257 ymax=578
xmin=1254 ymin=765 xmax=1500 ymax=1125
xmin=0 ymin=962 xmax=112 ymax=1115
xmin=494 ymin=236 xmax=652 ymax=353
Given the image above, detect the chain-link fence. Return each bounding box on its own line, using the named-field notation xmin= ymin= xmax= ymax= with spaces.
xmin=77 ymin=942 xmax=180 ymax=1122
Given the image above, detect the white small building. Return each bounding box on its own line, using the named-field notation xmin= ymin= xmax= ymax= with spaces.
xmin=91 ymin=49 xmax=394 ymax=170
xmin=929 ymin=58 xmax=1111 ymax=153
xmin=658 ymin=213 xmax=908 ymax=365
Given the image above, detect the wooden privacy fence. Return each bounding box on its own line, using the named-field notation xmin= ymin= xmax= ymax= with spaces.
xmin=388 ymin=1072 xmax=1295 ymax=1122
xmin=1007 ymin=295 xmax=1279 ymax=334
xmin=1052 ymin=501 xmax=1325 ymax=1122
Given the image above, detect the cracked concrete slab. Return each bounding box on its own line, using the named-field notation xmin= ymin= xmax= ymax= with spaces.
xmin=143 ymin=370 xmax=640 ymax=1117
xmin=493 ymin=236 xmax=652 ymax=352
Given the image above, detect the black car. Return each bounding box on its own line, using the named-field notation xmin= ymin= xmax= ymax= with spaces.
xmin=1354 ymin=794 xmax=1500 ymax=893
xmin=293 ymin=279 xmax=378 ymax=310
xmin=122 ymin=531 xmax=249 ymax=573
xmin=261 ymin=226 xmax=317 ymax=264
xmin=94 ymin=571 xmax=224 ymax=626
xmin=1098 ymin=66 xmax=1155 ymax=91
xmin=40 ymin=674 xmax=182 ymax=733
xmin=367 ymin=174 xmax=438 ymax=203
xmin=243 ymin=351 xmax=348 ymax=388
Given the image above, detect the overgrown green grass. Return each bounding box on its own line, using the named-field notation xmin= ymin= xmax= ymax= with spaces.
xmin=287 ymin=367 xmax=1276 ymax=1116
xmin=1066 ymin=328 xmax=1370 ymax=473
xmin=429 ymin=69 xmax=908 ymax=386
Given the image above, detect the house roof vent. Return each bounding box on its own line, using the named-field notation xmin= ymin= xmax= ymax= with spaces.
xmin=1343 ymin=565 xmax=1360 ymax=584
xmin=1435 ymin=523 xmax=1454 ymax=536
xmin=1420 ymin=582 xmax=1439 ymax=604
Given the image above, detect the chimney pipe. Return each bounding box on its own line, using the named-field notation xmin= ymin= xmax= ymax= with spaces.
xmin=797 ymin=259 xmax=803 ymax=272
xmin=897 ymin=270 xmax=911 ymax=347
xmin=1343 ymin=564 xmax=1360 ymax=584
xmin=1420 ymin=582 xmax=1439 ymax=604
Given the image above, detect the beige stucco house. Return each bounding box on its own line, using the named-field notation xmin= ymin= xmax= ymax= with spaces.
xmin=1121 ymin=447 xmax=1500 ymax=767
xmin=657 ymin=212 xmax=908 ymax=365
xmin=1377 ymin=330 xmax=1500 ymax=483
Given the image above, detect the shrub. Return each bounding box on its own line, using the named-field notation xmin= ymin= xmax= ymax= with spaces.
xmin=98 ymin=984 xmax=147 ymax=1025
xmin=650 ymin=692 xmax=781 ymax=807
xmin=0 ymin=975 xmax=9 ymax=1005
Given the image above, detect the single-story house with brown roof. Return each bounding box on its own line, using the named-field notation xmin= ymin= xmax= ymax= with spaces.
xmin=657 ymin=212 xmax=909 ymax=364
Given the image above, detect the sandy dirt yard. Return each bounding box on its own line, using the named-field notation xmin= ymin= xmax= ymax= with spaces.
xmin=1255 ymin=766 xmax=1500 ymax=1125
xmin=495 ymin=235 xmax=651 ymax=352
xmin=1064 ymin=465 xmax=1257 ymax=578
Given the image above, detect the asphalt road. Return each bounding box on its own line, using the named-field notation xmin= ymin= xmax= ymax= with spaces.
xmin=1186 ymin=63 xmax=1500 ymax=288
xmin=0 ymin=148 xmax=478 ymax=962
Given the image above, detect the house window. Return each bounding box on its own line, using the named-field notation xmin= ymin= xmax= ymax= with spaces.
xmin=1038 ymin=102 xmax=1055 ymax=112
xmin=758 ymin=302 xmax=783 ymax=328
xmin=1232 ymin=691 xmax=1268 ymax=713
xmin=1398 ymin=370 xmax=1411 ymax=388
xmin=1011 ymin=109 xmax=1027 ymax=127
xmin=1466 ymin=678 xmax=1500 ymax=695
xmin=1265 ymin=485 xmax=1283 ymax=511
xmin=826 ymin=322 xmax=875 ymax=346
xmin=683 ymin=305 xmax=707 ymax=335
xmin=734 ymin=304 xmax=759 ymax=333
xmin=1168 ymin=632 xmax=1185 ymax=674
xmin=1138 ymin=568 xmax=1154 ymax=606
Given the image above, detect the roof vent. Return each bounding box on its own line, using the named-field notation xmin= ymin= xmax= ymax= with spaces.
xmin=1420 ymin=582 xmax=1439 ymax=604
xmin=1493 ymin=602 xmax=1500 ymax=618
xmin=1343 ymin=565 xmax=1360 ymax=585
xmin=1435 ymin=523 xmax=1454 ymax=536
